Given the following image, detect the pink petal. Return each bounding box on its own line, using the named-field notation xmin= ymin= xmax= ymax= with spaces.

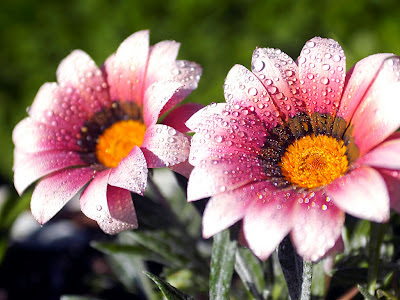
xmin=242 ymin=182 xmax=296 ymax=260
xmin=144 ymin=40 xmax=180 ymax=91
xmin=378 ymin=168 xmax=400 ymax=213
xmin=357 ymin=135 xmax=400 ymax=169
xmin=347 ymin=56 xmax=400 ymax=155
xmin=104 ymin=30 xmax=150 ymax=104
xmin=80 ymin=169 xmax=138 ymax=234
xmin=251 ymin=47 xmax=306 ymax=119
xmin=13 ymin=149 xmax=87 ymax=195
xmin=141 ymin=124 xmax=190 ymax=168
xmin=223 ymin=64 xmax=282 ymax=128
xmin=13 ymin=118 xmax=80 ymax=153
xmin=327 ymin=166 xmax=390 ymax=222
xmin=202 ymin=183 xmax=257 ymax=238
xmin=29 ymin=83 xmax=90 ymax=131
xmin=143 ymin=81 xmax=184 ymax=128
xmin=169 ymin=160 xmax=194 ymax=178
xmin=56 ymin=50 xmax=111 ymax=113
xmin=31 ymin=167 xmax=95 ymax=225
xmin=162 ymin=103 xmax=204 ymax=133
xmin=291 ymin=189 xmax=345 ymax=262
xmin=158 ymin=60 xmax=202 ymax=116
xmin=187 ymin=154 xmax=266 ymax=201
xmin=298 ymin=37 xmax=346 ymax=116
xmin=186 ymin=103 xmax=267 ymax=164
xmin=108 ymin=146 xmax=148 ymax=195
xmin=337 ymin=53 xmax=396 ymax=122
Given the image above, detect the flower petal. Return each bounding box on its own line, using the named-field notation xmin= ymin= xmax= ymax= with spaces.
xmin=242 ymin=182 xmax=295 ymax=260
xmin=169 ymin=160 xmax=194 ymax=178
xmin=104 ymin=30 xmax=150 ymax=104
xmin=141 ymin=124 xmax=190 ymax=168
xmin=162 ymin=103 xmax=204 ymax=133
xmin=337 ymin=53 xmax=396 ymax=122
xmin=13 ymin=149 xmax=87 ymax=195
xmin=13 ymin=118 xmax=80 ymax=153
xmin=202 ymin=184 xmax=256 ymax=238
xmin=223 ymin=64 xmax=282 ymax=127
xmin=187 ymin=154 xmax=266 ymax=201
xmin=108 ymin=146 xmax=148 ymax=195
xmin=251 ymin=47 xmax=305 ymax=119
xmin=143 ymin=80 xmax=184 ymax=128
xmin=56 ymin=50 xmax=111 ymax=113
xmin=327 ymin=166 xmax=390 ymax=222
xmin=31 ymin=167 xmax=94 ymax=225
xmin=298 ymin=37 xmax=346 ymax=116
xmin=29 ymin=83 xmax=90 ymax=131
xmin=347 ymin=56 xmax=400 ymax=155
xmin=80 ymin=169 xmax=138 ymax=234
xmin=144 ymin=40 xmax=180 ymax=90
xmin=378 ymin=168 xmax=400 ymax=213
xmin=187 ymin=103 xmax=267 ymax=164
xmin=291 ymin=190 xmax=345 ymax=262
xmin=357 ymin=134 xmax=400 ymax=169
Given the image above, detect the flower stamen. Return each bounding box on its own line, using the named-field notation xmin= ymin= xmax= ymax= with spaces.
xmin=280 ymin=134 xmax=348 ymax=189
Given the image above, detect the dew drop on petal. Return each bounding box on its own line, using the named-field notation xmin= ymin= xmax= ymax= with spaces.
xmin=321 ymin=77 xmax=329 ymax=85
xmin=306 ymin=40 xmax=316 ymax=48
xmin=168 ymin=128 xmax=176 ymax=136
xmin=253 ymin=59 xmax=265 ymax=72
xmin=248 ymin=87 xmax=258 ymax=96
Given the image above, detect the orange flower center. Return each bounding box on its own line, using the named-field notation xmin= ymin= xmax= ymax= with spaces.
xmin=96 ymin=120 xmax=146 ymax=168
xmin=280 ymin=134 xmax=348 ymax=189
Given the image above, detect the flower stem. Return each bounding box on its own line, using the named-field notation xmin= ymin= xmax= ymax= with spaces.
xmin=367 ymin=221 xmax=387 ymax=295
xmin=278 ymin=236 xmax=313 ymax=300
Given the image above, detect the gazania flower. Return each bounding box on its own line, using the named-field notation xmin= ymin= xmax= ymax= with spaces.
xmin=187 ymin=37 xmax=400 ymax=261
xmin=13 ymin=30 xmax=202 ymax=234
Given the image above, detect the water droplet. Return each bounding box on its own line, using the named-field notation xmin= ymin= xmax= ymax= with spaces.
xmin=168 ymin=128 xmax=176 ymax=136
xmin=321 ymin=77 xmax=329 ymax=85
xmin=322 ymin=64 xmax=330 ymax=71
xmin=306 ymin=40 xmax=316 ymax=48
xmin=333 ymin=54 xmax=341 ymax=62
xmin=248 ymin=87 xmax=258 ymax=96
xmin=96 ymin=205 xmax=102 ymax=211
xmin=298 ymin=57 xmax=306 ymax=64
xmin=253 ymin=59 xmax=265 ymax=72
xmin=214 ymin=135 xmax=223 ymax=143
xmin=307 ymin=73 xmax=314 ymax=80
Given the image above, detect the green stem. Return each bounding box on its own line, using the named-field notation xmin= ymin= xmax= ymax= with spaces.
xmin=367 ymin=221 xmax=387 ymax=295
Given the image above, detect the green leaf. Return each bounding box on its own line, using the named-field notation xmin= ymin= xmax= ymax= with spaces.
xmin=311 ymin=261 xmax=326 ymax=298
xmin=358 ymin=284 xmax=379 ymax=300
xmin=209 ymin=229 xmax=237 ymax=300
xmin=143 ymin=270 xmax=195 ymax=300
xmin=234 ymin=247 xmax=266 ymax=299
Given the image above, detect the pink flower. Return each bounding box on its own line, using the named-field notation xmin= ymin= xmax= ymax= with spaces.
xmin=186 ymin=37 xmax=400 ymax=261
xmin=13 ymin=30 xmax=202 ymax=234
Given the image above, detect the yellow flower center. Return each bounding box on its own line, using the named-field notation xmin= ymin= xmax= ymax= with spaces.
xmin=96 ymin=120 xmax=146 ymax=168
xmin=280 ymin=134 xmax=348 ymax=189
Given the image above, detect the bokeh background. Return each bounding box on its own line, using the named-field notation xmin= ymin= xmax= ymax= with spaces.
xmin=1 ymin=0 xmax=400 ymax=298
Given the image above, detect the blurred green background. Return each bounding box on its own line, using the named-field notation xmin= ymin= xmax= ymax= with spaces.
xmin=1 ymin=0 xmax=400 ymax=183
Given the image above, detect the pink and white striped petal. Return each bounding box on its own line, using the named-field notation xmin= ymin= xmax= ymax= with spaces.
xmin=187 ymin=154 xmax=266 ymax=201
xmin=13 ymin=118 xmax=80 ymax=153
xmin=187 ymin=103 xmax=267 ymax=164
xmin=298 ymin=37 xmax=346 ymax=116
xmin=29 ymin=83 xmax=91 ymax=131
xmin=143 ymin=80 xmax=184 ymax=128
xmin=144 ymin=40 xmax=180 ymax=91
xmin=104 ymin=30 xmax=150 ymax=104
xmin=162 ymin=103 xmax=204 ymax=133
xmin=378 ymin=168 xmax=400 ymax=213
xmin=223 ymin=64 xmax=282 ymax=128
xmin=291 ymin=190 xmax=345 ymax=262
xmin=327 ymin=166 xmax=390 ymax=222
xmin=80 ymin=169 xmax=138 ymax=234
xmin=169 ymin=160 xmax=194 ymax=178
xmin=243 ymin=182 xmax=296 ymax=260
xmin=202 ymin=183 xmax=257 ymax=238
xmin=337 ymin=53 xmax=396 ymax=122
xmin=14 ymin=149 xmax=87 ymax=195
xmin=141 ymin=124 xmax=190 ymax=168
xmin=108 ymin=146 xmax=148 ymax=195
xmin=357 ymin=135 xmax=400 ymax=169
xmin=31 ymin=167 xmax=95 ymax=225
xmin=251 ymin=47 xmax=305 ymax=119
xmin=346 ymin=56 xmax=400 ymax=155
xmin=56 ymin=50 xmax=111 ymax=113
